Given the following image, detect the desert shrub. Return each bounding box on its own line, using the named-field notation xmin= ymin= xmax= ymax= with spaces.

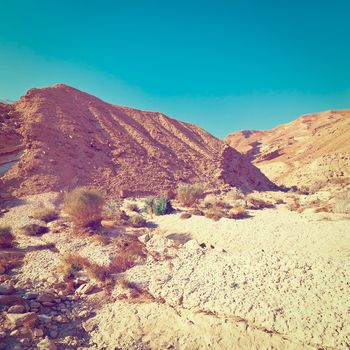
xmin=128 ymin=214 xmax=147 ymax=228
xmin=143 ymin=196 xmax=173 ymax=216
xmin=0 ymin=226 xmax=16 ymax=248
xmin=176 ymin=183 xmax=203 ymax=207
xmin=246 ymin=195 xmax=274 ymax=209
xmin=114 ymin=210 xmax=130 ymax=225
xmin=188 ymin=208 xmax=204 ymax=216
xmin=203 ymin=195 xmax=231 ymax=209
xmin=32 ymin=207 xmax=58 ymax=223
xmin=62 ymin=188 xmax=105 ymax=227
xmin=19 ymin=224 xmax=48 ymax=236
xmin=287 ymin=197 xmax=304 ymax=213
xmin=180 ymin=212 xmax=192 ymax=219
xmin=333 ymin=189 xmax=350 ymax=214
xmin=227 ymin=206 xmax=248 ymax=219
xmin=126 ymin=203 xmax=140 ymax=213
xmin=205 ymin=207 xmax=225 ymax=221
xmin=226 ymin=187 xmax=245 ymax=201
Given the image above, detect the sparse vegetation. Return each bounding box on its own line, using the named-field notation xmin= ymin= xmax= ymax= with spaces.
xmin=180 ymin=212 xmax=192 ymax=219
xmin=19 ymin=224 xmax=48 ymax=236
xmin=114 ymin=210 xmax=130 ymax=225
xmin=246 ymin=194 xmax=275 ymax=209
xmin=128 ymin=214 xmax=147 ymax=228
xmin=176 ymin=183 xmax=203 ymax=207
xmin=126 ymin=203 xmax=140 ymax=213
xmin=205 ymin=206 xmax=225 ymax=221
xmin=225 ymin=187 xmax=245 ymax=201
xmin=143 ymin=196 xmax=173 ymax=216
xmin=32 ymin=207 xmax=58 ymax=222
xmin=0 ymin=226 xmax=16 ymax=248
xmin=227 ymin=205 xmax=248 ymax=219
xmin=287 ymin=197 xmax=304 ymax=213
xmin=62 ymin=187 xmax=105 ymax=227
xmin=188 ymin=208 xmax=204 ymax=216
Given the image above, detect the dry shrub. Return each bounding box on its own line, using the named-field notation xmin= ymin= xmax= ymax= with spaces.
xmin=126 ymin=203 xmax=140 ymax=213
xmin=62 ymin=188 xmax=105 ymax=228
xmin=19 ymin=224 xmax=48 ymax=236
xmin=90 ymin=234 xmax=111 ymax=245
xmin=110 ymin=235 xmax=147 ymax=273
xmin=333 ymin=189 xmax=350 ymax=215
xmin=287 ymin=197 xmax=304 ymax=213
xmin=0 ymin=251 xmax=23 ymax=272
xmin=128 ymin=214 xmax=147 ymax=228
xmin=176 ymin=183 xmax=203 ymax=207
xmin=56 ymin=253 xmax=109 ymax=282
xmin=180 ymin=212 xmax=192 ymax=219
xmin=227 ymin=206 xmax=248 ymax=219
xmin=114 ymin=210 xmax=130 ymax=225
xmin=226 ymin=188 xmax=245 ymax=201
xmin=32 ymin=207 xmax=58 ymax=223
xmin=188 ymin=208 xmax=204 ymax=216
xmin=0 ymin=226 xmax=16 ymax=248
xmin=205 ymin=207 xmax=225 ymax=221
xmin=246 ymin=195 xmax=275 ymax=209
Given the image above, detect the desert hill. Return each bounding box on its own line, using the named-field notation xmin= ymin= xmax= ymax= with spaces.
xmin=0 ymin=84 xmax=274 ymax=198
xmin=225 ymin=109 xmax=350 ymax=191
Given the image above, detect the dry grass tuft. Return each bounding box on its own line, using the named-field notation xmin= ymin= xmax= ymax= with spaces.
xmin=176 ymin=183 xmax=204 ymax=207
xmin=188 ymin=208 xmax=204 ymax=216
xmin=126 ymin=203 xmax=140 ymax=213
xmin=180 ymin=212 xmax=192 ymax=219
xmin=246 ymin=195 xmax=275 ymax=209
xmin=128 ymin=214 xmax=147 ymax=228
xmin=205 ymin=206 xmax=225 ymax=221
xmin=19 ymin=224 xmax=48 ymax=236
xmin=227 ymin=206 xmax=248 ymax=219
xmin=0 ymin=226 xmax=16 ymax=248
xmin=287 ymin=197 xmax=304 ymax=213
xmin=32 ymin=207 xmax=58 ymax=223
xmin=62 ymin=187 xmax=105 ymax=228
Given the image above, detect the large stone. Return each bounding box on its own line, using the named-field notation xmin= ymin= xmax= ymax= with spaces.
xmin=7 ymin=304 xmax=26 ymax=313
xmin=75 ymin=283 xmax=96 ymax=295
xmin=6 ymin=312 xmax=38 ymax=329
xmin=0 ymin=284 xmax=15 ymax=295
xmin=37 ymin=337 xmax=57 ymax=350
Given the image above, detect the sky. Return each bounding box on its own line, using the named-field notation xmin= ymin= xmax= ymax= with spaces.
xmin=0 ymin=0 xmax=350 ymax=138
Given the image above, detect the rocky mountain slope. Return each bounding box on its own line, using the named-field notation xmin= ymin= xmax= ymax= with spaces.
xmin=0 ymin=84 xmax=274 ymax=198
xmin=225 ymin=109 xmax=350 ymax=191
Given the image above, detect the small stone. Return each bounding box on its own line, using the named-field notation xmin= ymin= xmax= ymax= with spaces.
xmin=38 ymin=292 xmax=56 ymax=303
xmin=37 ymin=337 xmax=57 ymax=350
xmin=38 ymin=314 xmax=52 ymax=324
xmin=75 ymin=283 xmax=96 ymax=295
xmin=55 ymin=315 xmax=69 ymax=323
xmin=0 ymin=330 xmax=6 ymax=339
xmin=139 ymin=233 xmax=151 ymax=243
xmin=42 ymin=301 xmax=55 ymax=307
xmin=49 ymin=329 xmax=58 ymax=338
xmin=33 ymin=328 xmax=44 ymax=337
xmin=30 ymin=301 xmax=41 ymax=309
xmin=53 ymin=298 xmax=61 ymax=304
xmin=10 ymin=329 xmax=20 ymax=337
xmin=0 ymin=266 xmax=5 ymax=274
xmin=8 ymin=304 xmax=26 ymax=313
xmin=0 ymin=284 xmax=15 ymax=295
xmin=23 ymin=292 xmax=37 ymax=300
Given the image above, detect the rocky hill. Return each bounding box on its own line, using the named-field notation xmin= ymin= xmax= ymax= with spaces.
xmin=0 ymin=84 xmax=274 ymax=198
xmin=225 ymin=109 xmax=350 ymax=191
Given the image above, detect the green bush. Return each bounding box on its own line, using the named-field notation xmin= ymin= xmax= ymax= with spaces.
xmin=143 ymin=196 xmax=173 ymax=216
xmin=62 ymin=188 xmax=105 ymax=227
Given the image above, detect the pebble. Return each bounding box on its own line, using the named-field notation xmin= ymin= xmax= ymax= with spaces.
xmin=8 ymin=304 xmax=26 ymax=313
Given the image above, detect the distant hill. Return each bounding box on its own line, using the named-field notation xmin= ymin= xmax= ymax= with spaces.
xmin=225 ymin=110 xmax=350 ymax=191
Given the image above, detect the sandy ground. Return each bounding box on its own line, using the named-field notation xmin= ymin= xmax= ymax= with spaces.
xmin=0 ymin=193 xmax=349 ymax=349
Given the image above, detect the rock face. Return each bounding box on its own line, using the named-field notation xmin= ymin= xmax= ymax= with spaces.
xmin=225 ymin=109 xmax=350 ymax=190
xmin=0 ymin=84 xmax=274 ymax=197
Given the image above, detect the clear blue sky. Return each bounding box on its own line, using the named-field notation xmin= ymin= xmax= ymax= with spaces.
xmin=1 ymin=0 xmax=350 ymax=138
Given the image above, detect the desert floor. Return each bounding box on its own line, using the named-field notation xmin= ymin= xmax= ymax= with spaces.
xmin=0 ymin=192 xmax=349 ymax=349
